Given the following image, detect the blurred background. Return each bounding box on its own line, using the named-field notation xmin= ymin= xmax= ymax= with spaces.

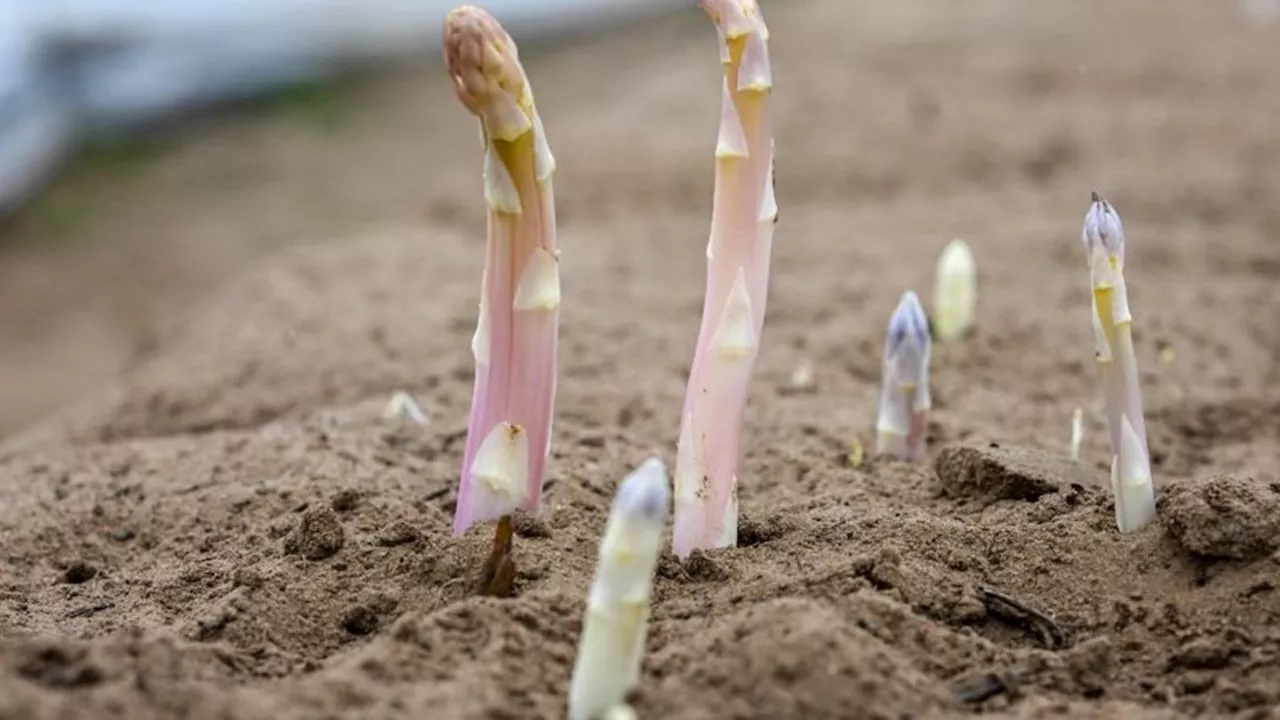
xmin=0 ymin=0 xmax=688 ymax=437
xmin=0 ymin=0 xmax=1277 ymax=440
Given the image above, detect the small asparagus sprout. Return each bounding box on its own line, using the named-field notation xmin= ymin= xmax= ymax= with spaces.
xmin=570 ymin=458 xmax=671 ymax=720
xmin=382 ymin=390 xmax=430 ymax=427
xmin=672 ymin=0 xmax=777 ymax=559
xmin=1082 ymin=192 xmax=1155 ymax=533
xmin=876 ymin=291 xmax=932 ymax=461
xmin=1069 ymin=407 xmax=1084 ymax=462
xmin=932 ymin=238 xmax=977 ymax=342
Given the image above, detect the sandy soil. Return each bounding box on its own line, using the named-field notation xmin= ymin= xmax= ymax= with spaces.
xmin=2 ymin=0 xmax=1280 ymax=718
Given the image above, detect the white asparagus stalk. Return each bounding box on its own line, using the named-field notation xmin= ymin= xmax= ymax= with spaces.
xmin=671 ymin=0 xmax=777 ymax=559
xmin=1069 ymin=407 xmax=1084 ymax=462
xmin=1082 ymin=192 xmax=1155 ymax=532
xmin=569 ymin=458 xmax=670 ymax=720
xmin=932 ymin=238 xmax=977 ymax=342
xmin=875 ymin=291 xmax=932 ymax=461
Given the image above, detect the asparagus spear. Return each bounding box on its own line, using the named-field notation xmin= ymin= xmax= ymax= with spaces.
xmin=932 ymin=238 xmax=978 ymax=342
xmin=672 ymin=0 xmax=777 ymax=559
xmin=444 ymin=6 xmax=561 ymax=544
xmin=1069 ymin=407 xmax=1084 ymax=462
xmin=1082 ymin=192 xmax=1155 ymax=533
xmin=570 ymin=458 xmax=670 ymax=720
xmin=875 ymin=291 xmax=932 ymax=461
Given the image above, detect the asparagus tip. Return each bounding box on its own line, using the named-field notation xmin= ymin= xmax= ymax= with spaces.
xmin=444 ymin=5 xmax=532 ymax=141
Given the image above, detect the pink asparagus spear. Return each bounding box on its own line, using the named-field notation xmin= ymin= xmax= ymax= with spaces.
xmin=444 ymin=6 xmax=560 ymax=542
xmin=672 ymin=0 xmax=777 ymax=559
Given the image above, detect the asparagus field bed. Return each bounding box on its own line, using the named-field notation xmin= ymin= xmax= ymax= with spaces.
xmin=3 ymin=0 xmax=1280 ymax=718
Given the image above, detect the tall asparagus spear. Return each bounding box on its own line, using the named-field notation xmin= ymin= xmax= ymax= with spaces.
xmin=672 ymin=0 xmax=777 ymax=559
xmin=444 ymin=6 xmax=560 ymax=548
xmin=1082 ymin=192 xmax=1155 ymax=533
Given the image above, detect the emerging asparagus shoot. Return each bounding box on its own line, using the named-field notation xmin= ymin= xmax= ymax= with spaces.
xmin=876 ymin=291 xmax=932 ymax=461
xmin=1082 ymin=192 xmax=1155 ymax=533
xmin=570 ymin=458 xmax=670 ymax=720
xmin=444 ymin=6 xmax=561 ymax=545
xmin=1069 ymin=407 xmax=1084 ymax=462
xmin=672 ymin=0 xmax=778 ymax=559
xmin=932 ymin=238 xmax=977 ymax=342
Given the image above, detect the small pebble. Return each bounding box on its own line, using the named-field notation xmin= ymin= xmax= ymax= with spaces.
xmin=331 ymin=489 xmax=360 ymax=512
xmin=285 ymin=507 xmax=346 ymax=560
xmin=376 ymin=520 xmax=419 ymax=547
xmin=342 ymin=605 xmax=379 ymax=636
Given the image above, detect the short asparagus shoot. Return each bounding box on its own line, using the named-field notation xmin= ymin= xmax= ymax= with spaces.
xmin=570 ymin=458 xmax=670 ymax=720
xmin=876 ymin=291 xmax=932 ymax=461
xmin=932 ymin=238 xmax=977 ymax=342
xmin=443 ymin=6 xmax=561 ymax=584
xmin=672 ymin=0 xmax=778 ymax=559
xmin=1082 ymin=192 xmax=1155 ymax=533
xmin=1069 ymin=407 xmax=1084 ymax=462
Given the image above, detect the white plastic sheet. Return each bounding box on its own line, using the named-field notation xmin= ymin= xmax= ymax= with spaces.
xmin=0 ymin=0 xmax=678 ymax=214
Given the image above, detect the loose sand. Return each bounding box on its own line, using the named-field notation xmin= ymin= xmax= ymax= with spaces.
xmin=2 ymin=1 xmax=1279 ymax=718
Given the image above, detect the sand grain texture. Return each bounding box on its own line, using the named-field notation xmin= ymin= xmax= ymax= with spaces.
xmin=3 ymin=0 xmax=1280 ymax=718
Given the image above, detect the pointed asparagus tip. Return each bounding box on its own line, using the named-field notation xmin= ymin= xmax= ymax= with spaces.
xmin=940 ymin=238 xmax=974 ymax=267
xmin=443 ymin=5 xmax=533 ymax=140
xmin=615 ymin=458 xmax=671 ymax=525
xmin=887 ymin=291 xmax=931 ymax=358
xmin=1083 ymin=190 xmax=1125 ymax=261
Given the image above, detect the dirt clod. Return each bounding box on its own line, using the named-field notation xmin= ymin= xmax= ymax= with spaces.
xmin=342 ymin=605 xmax=380 ymax=636
xmin=1160 ymin=475 xmax=1280 ymax=560
xmin=933 ymin=445 xmax=1094 ymax=504
xmin=331 ymin=489 xmax=361 ymax=512
xmin=376 ymin=520 xmax=419 ymax=546
xmin=285 ymin=507 xmax=346 ymax=560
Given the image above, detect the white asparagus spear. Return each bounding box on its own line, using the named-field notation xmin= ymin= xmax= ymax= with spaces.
xmin=875 ymin=291 xmax=932 ymax=461
xmin=1082 ymin=192 xmax=1155 ymax=532
xmin=569 ymin=458 xmax=671 ymax=720
xmin=932 ymin=238 xmax=977 ymax=342
xmin=1069 ymin=407 xmax=1084 ymax=462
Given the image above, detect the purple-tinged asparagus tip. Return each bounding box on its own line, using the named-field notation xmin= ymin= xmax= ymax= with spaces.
xmin=876 ymin=291 xmax=932 ymax=461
